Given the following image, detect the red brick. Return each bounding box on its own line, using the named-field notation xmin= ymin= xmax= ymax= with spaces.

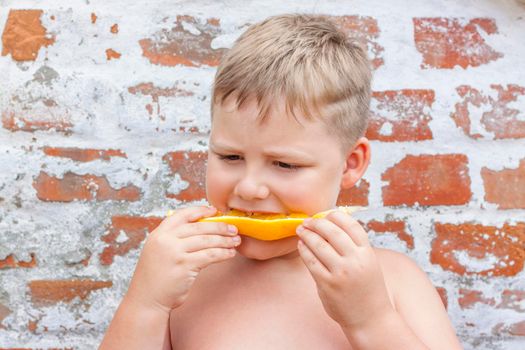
xmin=451 ymin=84 xmax=525 ymax=140
xmin=0 ymin=303 xmax=11 ymax=329
xmin=2 ymin=110 xmax=73 ymax=133
xmin=431 ymin=222 xmax=525 ymax=276
xmin=382 ymin=154 xmax=472 ymax=206
xmin=331 ymin=16 xmax=384 ymax=69
xmin=0 ymin=253 xmax=37 ymax=269
xmin=482 ymin=159 xmax=525 ymax=209
xmin=100 ymin=215 xmax=162 ymax=265
xmin=336 ymin=179 xmax=369 ymax=207
xmin=163 ymin=151 xmax=207 ymax=201
xmin=493 ymin=320 xmax=525 ymax=337
xmin=435 ymin=287 xmax=448 ymax=309
xmin=139 ymin=15 xmax=226 ymax=67
xmin=33 ymin=171 xmax=141 ymax=202
xmin=43 ymin=147 xmax=127 ymax=162
xmin=28 ymin=279 xmax=112 ymax=306
xmin=368 ymin=90 xmax=434 ymax=142
xmin=105 ymin=48 xmax=121 ymax=60
xmin=128 ymin=82 xmax=194 ymax=121
xmin=1 ymin=10 xmax=55 ymax=61
xmin=498 ymin=290 xmax=525 ymax=312
xmin=366 ymin=220 xmax=414 ymax=249
xmin=27 ymin=319 xmax=38 ymax=333
xmin=458 ymin=288 xmax=495 ymax=309
xmin=413 ymin=17 xmax=503 ymax=69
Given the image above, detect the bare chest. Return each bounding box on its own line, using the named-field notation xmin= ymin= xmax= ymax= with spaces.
xmin=169 ymin=260 xmax=351 ymax=350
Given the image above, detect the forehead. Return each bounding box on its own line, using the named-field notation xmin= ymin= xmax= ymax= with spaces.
xmin=210 ymin=96 xmax=344 ymax=156
xmin=213 ymin=96 xmax=317 ymax=132
xmin=212 ymin=93 xmax=327 ymax=130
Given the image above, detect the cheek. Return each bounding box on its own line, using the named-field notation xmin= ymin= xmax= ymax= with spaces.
xmin=271 ymin=176 xmax=319 ymax=212
xmin=277 ymin=171 xmax=341 ymax=213
xmin=205 ymin=160 xmax=232 ymax=206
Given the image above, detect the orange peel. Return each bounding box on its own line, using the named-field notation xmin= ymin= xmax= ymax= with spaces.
xmin=167 ymin=206 xmax=363 ymax=241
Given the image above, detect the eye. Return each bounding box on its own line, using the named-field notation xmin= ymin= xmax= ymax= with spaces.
xmin=218 ymin=154 xmax=242 ymax=161
xmin=274 ymin=161 xmax=300 ymax=170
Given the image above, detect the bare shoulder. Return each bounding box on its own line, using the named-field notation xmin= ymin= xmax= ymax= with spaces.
xmin=373 ymin=246 xmax=417 ymax=268
xmin=373 ymin=247 xmax=439 ymax=306
xmin=372 ymin=248 xmax=463 ymax=349
xmin=373 ymin=247 xmax=424 ymax=279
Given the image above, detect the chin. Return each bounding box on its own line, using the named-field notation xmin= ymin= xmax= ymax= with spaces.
xmin=236 ymin=235 xmax=299 ymax=260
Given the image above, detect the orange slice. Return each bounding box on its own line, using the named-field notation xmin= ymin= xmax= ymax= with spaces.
xmin=167 ymin=206 xmax=363 ymax=241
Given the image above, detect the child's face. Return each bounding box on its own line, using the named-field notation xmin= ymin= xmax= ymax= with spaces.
xmin=206 ymin=96 xmax=348 ymax=260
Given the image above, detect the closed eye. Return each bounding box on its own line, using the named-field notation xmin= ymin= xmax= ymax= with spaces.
xmin=218 ymin=154 xmax=242 ymax=161
xmin=274 ymin=161 xmax=300 ymax=170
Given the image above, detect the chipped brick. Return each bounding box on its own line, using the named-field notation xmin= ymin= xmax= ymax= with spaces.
xmin=382 ymin=154 xmax=472 ymax=206
xmin=163 ymin=151 xmax=207 ymax=201
xmin=366 ymin=220 xmax=414 ymax=249
xmin=458 ymin=289 xmax=496 ymax=309
xmin=1 ymin=9 xmax=55 ymax=61
xmin=139 ymin=15 xmax=226 ymax=67
xmin=451 ymin=84 xmax=525 ymax=140
xmin=368 ymin=90 xmax=434 ymax=142
xmin=432 ymin=222 xmax=525 ymax=276
xmin=413 ymin=17 xmax=503 ymax=69
xmin=2 ymin=111 xmax=73 ymax=133
xmin=332 ymin=15 xmax=384 ymax=69
xmin=28 ymin=279 xmax=112 ymax=306
xmin=128 ymin=82 xmax=193 ymax=121
xmin=482 ymin=159 xmax=525 ymax=209
xmin=106 ymin=48 xmax=121 ymax=60
xmin=0 ymin=253 xmax=37 ymax=269
xmin=43 ymin=147 xmax=127 ymax=162
xmin=33 ymin=171 xmax=141 ymax=202
xmin=100 ymin=216 xmax=162 ymax=265
xmin=336 ymin=179 xmax=369 ymax=207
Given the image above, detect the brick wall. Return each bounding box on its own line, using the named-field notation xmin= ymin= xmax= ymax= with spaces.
xmin=1 ymin=1 xmax=524 ymax=349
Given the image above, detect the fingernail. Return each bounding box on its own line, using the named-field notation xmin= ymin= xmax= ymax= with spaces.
xmin=296 ymin=225 xmax=304 ymax=234
xmin=228 ymin=225 xmax=238 ymax=233
xmin=233 ymin=235 xmax=241 ymax=243
xmin=303 ymin=218 xmax=312 ymax=225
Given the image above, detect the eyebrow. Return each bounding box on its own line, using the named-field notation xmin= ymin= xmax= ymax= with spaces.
xmin=209 ymin=142 xmax=315 ymax=161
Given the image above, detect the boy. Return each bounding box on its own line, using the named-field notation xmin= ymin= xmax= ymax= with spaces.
xmin=100 ymin=14 xmax=462 ymax=349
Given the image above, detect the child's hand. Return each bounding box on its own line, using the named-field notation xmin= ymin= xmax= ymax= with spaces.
xmin=296 ymin=211 xmax=394 ymax=330
xmin=125 ymin=206 xmax=241 ymax=313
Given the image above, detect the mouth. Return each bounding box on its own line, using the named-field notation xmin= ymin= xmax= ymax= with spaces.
xmin=228 ymin=208 xmax=287 ymax=219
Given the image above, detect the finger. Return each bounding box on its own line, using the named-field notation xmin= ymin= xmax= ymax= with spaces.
xmin=183 ymin=234 xmax=241 ymax=253
xmin=297 ymin=239 xmax=330 ymax=280
xmin=325 ymin=211 xmax=370 ymax=247
xmin=296 ymin=227 xmax=340 ymax=271
xmin=301 ymin=217 xmax=356 ymax=256
xmin=163 ymin=206 xmax=217 ymax=228
xmin=176 ymin=221 xmax=238 ymax=238
xmin=189 ymin=247 xmax=237 ymax=270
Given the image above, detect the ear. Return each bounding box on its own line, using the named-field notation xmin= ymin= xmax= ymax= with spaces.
xmin=340 ymin=137 xmax=371 ymax=189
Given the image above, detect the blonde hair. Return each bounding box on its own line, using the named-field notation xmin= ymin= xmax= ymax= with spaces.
xmin=212 ymin=14 xmax=372 ymax=150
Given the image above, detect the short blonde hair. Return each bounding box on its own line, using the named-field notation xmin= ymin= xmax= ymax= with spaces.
xmin=212 ymin=14 xmax=372 ymax=150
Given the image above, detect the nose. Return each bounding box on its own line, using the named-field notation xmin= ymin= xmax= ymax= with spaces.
xmin=233 ymin=171 xmax=270 ymax=201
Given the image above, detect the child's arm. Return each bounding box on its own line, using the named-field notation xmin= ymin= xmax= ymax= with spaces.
xmin=98 ymin=294 xmax=172 ymax=350
xmin=296 ymin=211 xmax=462 ymax=350
xmin=99 ymin=206 xmax=241 ymax=350
xmin=340 ymin=249 xmax=463 ymax=349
